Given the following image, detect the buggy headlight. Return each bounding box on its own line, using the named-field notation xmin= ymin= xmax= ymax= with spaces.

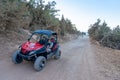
xmin=29 ymin=51 xmax=36 ymax=55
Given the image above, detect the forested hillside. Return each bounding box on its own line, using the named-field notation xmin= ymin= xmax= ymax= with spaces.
xmin=88 ymin=19 xmax=120 ymax=49
xmin=0 ymin=0 xmax=80 ymax=37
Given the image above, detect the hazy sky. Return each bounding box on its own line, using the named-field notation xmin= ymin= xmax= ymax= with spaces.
xmin=46 ymin=0 xmax=120 ymax=32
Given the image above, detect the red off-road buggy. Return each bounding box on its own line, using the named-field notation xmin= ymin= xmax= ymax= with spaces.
xmin=12 ymin=30 xmax=61 ymax=71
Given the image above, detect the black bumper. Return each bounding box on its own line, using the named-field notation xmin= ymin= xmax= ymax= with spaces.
xmin=18 ymin=53 xmax=33 ymax=60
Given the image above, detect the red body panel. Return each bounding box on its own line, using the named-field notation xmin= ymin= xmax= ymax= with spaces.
xmin=21 ymin=41 xmax=44 ymax=54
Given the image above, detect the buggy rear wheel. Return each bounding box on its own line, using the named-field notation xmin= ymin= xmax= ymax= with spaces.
xmin=54 ymin=49 xmax=61 ymax=60
xmin=34 ymin=56 xmax=46 ymax=71
xmin=12 ymin=50 xmax=23 ymax=64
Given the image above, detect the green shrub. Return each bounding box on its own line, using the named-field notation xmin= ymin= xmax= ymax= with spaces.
xmin=88 ymin=19 xmax=120 ymax=50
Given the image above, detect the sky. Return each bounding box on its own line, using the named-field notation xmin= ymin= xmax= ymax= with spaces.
xmin=45 ymin=0 xmax=120 ymax=32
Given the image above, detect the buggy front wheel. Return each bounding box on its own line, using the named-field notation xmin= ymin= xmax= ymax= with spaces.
xmin=54 ymin=50 xmax=61 ymax=60
xmin=12 ymin=50 xmax=23 ymax=64
xmin=34 ymin=56 xmax=46 ymax=71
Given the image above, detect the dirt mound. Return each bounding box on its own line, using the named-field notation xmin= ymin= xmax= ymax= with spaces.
xmin=91 ymin=43 xmax=120 ymax=79
xmin=0 ymin=29 xmax=31 ymax=60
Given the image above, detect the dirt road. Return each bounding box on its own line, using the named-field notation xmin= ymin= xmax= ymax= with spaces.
xmin=0 ymin=36 xmax=119 ymax=80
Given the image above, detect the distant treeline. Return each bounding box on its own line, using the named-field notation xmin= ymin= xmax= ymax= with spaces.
xmin=0 ymin=0 xmax=80 ymax=36
xmin=88 ymin=19 xmax=120 ymax=49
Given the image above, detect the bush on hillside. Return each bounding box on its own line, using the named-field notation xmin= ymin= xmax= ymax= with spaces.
xmin=0 ymin=0 xmax=29 ymax=32
xmin=0 ymin=0 xmax=79 ymax=36
xmin=88 ymin=19 xmax=120 ymax=50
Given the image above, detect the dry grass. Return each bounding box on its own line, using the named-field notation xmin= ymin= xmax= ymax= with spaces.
xmin=90 ymin=42 xmax=120 ymax=79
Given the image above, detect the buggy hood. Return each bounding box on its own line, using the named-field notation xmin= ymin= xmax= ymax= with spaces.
xmin=21 ymin=41 xmax=44 ymax=54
